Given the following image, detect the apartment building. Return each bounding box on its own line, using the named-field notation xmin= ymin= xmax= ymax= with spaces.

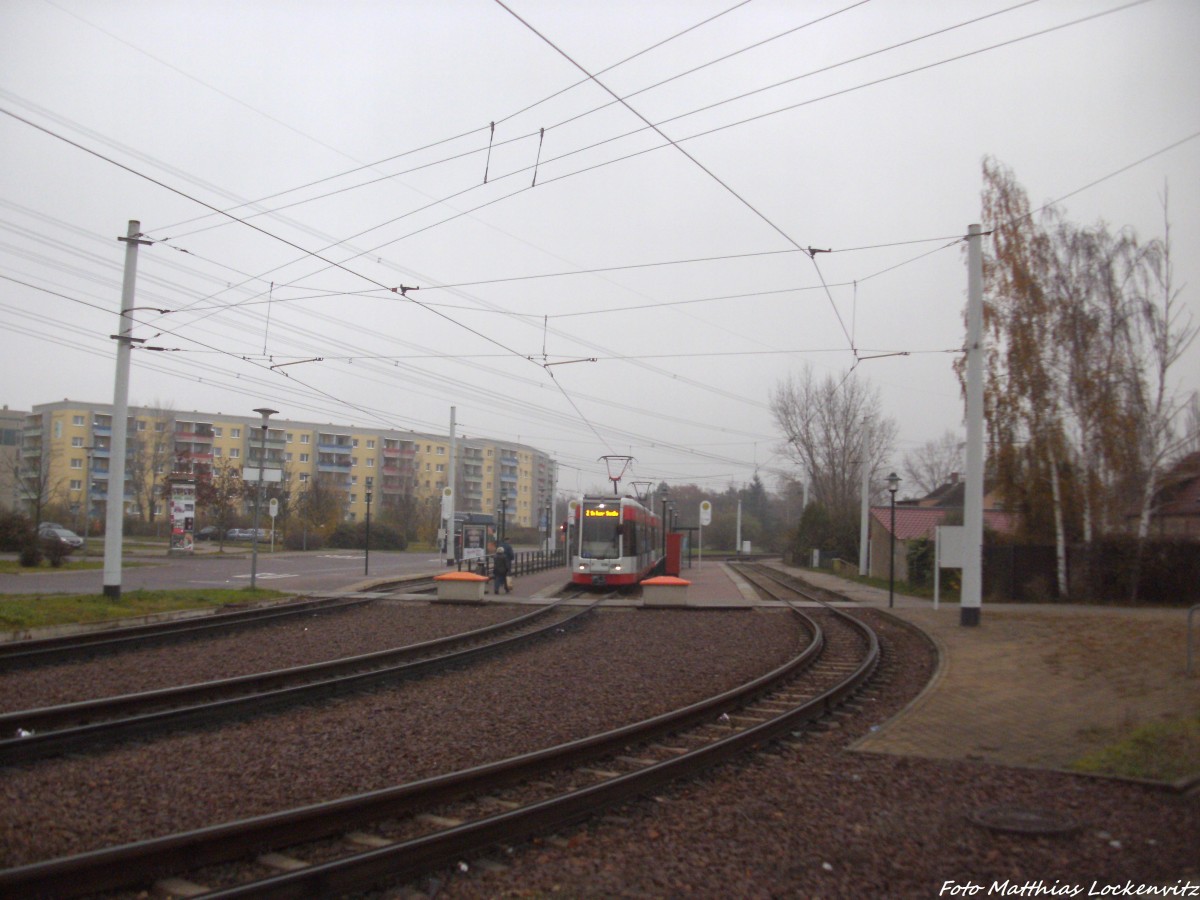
xmin=16 ymin=400 xmax=557 ymax=530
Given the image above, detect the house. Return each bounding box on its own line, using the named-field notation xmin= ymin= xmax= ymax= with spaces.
xmin=867 ymin=475 xmax=1015 ymax=582
xmin=1130 ymin=452 xmax=1200 ymax=538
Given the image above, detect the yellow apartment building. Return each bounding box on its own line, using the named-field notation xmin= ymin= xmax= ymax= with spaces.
xmin=17 ymin=400 xmax=557 ymax=533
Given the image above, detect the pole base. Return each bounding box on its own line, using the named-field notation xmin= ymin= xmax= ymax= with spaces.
xmin=960 ymin=607 xmax=981 ymax=627
xmin=103 ymin=585 xmax=121 ymax=600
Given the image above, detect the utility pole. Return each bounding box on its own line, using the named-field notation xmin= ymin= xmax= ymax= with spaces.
xmin=859 ymin=420 xmax=870 ymax=576
xmin=104 ymin=220 xmax=151 ymax=599
xmin=962 ymin=223 xmax=985 ymax=626
xmin=444 ymin=406 xmax=456 ymax=566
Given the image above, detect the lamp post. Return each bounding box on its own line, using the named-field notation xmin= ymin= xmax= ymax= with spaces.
xmin=82 ymin=445 xmax=94 ymax=554
xmin=887 ymin=472 xmax=900 ymax=608
xmin=660 ymin=485 xmax=669 ymax=560
xmin=249 ymin=407 xmax=277 ymax=590
xmin=499 ymin=488 xmax=508 ymax=543
xmin=364 ymin=476 xmax=373 ymax=576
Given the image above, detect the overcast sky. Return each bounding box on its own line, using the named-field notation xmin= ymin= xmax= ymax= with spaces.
xmin=2 ymin=0 xmax=1197 ymax=497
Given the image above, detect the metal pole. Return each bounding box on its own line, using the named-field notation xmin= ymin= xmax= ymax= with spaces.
xmin=889 ymin=489 xmax=896 ymax=608
xmin=364 ymin=477 xmax=373 ymax=576
xmin=250 ymin=408 xmax=277 ymax=590
xmin=82 ymin=445 xmax=93 ymax=554
xmin=104 ymin=220 xmax=151 ymax=599
xmin=962 ymin=223 xmax=985 ymax=626
xmin=859 ymin=420 xmax=870 ymax=576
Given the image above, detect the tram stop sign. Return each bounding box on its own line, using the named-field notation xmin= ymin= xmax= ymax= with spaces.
xmin=699 ymin=500 xmax=712 ymax=526
xmin=269 ymin=498 xmax=278 ymax=520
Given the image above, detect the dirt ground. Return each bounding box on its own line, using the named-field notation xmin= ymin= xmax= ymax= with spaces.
xmin=851 ymin=605 xmax=1200 ymax=776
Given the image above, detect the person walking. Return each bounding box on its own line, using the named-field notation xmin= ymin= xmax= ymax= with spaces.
xmin=492 ymin=544 xmax=511 ymax=594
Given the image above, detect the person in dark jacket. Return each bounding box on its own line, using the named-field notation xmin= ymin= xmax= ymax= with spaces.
xmin=492 ymin=546 xmax=511 ymax=594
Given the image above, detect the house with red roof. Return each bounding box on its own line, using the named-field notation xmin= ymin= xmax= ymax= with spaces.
xmin=1127 ymin=452 xmax=1200 ymax=538
xmin=868 ymin=474 xmax=1015 ymax=582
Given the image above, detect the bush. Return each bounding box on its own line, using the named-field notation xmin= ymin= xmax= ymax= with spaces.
xmin=0 ymin=510 xmax=33 ymax=552
xmin=327 ymin=521 xmax=407 ymax=551
xmin=19 ymin=542 xmax=43 ymax=568
xmin=41 ymin=536 xmax=70 ymax=568
xmin=284 ymin=529 xmax=324 ymax=551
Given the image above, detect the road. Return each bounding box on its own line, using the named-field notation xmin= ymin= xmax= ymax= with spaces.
xmin=0 ymin=545 xmax=455 ymax=596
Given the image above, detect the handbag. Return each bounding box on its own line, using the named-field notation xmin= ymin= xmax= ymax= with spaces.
xmin=505 ymin=575 xmax=514 ymax=590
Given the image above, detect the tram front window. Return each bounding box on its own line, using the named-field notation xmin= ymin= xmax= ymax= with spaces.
xmin=580 ymin=510 xmax=621 ymax=559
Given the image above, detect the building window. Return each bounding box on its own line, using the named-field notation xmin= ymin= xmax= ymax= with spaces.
xmin=213 ymin=427 xmax=222 ymax=437
xmin=70 ymin=479 xmax=82 ymax=491
xmin=72 ymin=415 xmax=84 ymax=426
xmin=437 ymin=446 xmax=445 ymax=455
xmin=72 ymin=436 xmax=84 ymax=447
xmin=350 ymin=494 xmax=357 ymax=503
xmin=366 ymin=439 xmax=375 ymax=449
xmin=54 ymin=421 xmax=63 ymax=439
xmin=70 ymin=458 xmax=83 ymax=469
xmin=230 ymin=448 xmax=240 ymax=459
xmin=351 ymin=457 xmax=358 ymax=467
xmin=366 ymin=458 xmax=374 ymax=467
xmin=231 ymin=428 xmax=241 ymax=439
xmin=299 ymin=453 xmax=309 ymax=463
xmin=299 ymin=472 xmax=309 ymax=482
xmin=285 ymin=452 xmax=293 ymax=462
xmin=286 ymin=433 xmax=293 ymax=443
xmin=214 ymin=447 xmax=222 ymax=457
xmin=352 ymin=439 xmax=359 ymax=448
xmin=301 ymin=434 xmax=310 ymax=444
xmin=436 ymin=464 xmax=444 ymax=473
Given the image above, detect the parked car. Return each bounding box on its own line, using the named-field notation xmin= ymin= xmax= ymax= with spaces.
xmin=195 ymin=526 xmax=219 ymax=541
xmin=37 ymin=522 xmax=65 ymax=533
xmin=226 ymin=528 xmax=244 ymax=541
xmin=39 ymin=525 xmax=84 ymax=551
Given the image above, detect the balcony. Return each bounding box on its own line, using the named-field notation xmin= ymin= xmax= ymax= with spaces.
xmin=174 ymin=430 xmax=214 ymax=442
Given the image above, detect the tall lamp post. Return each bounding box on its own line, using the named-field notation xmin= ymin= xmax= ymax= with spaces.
xmin=887 ymin=472 xmax=900 ymax=608
xmin=660 ymin=485 xmax=669 ymax=560
xmin=364 ymin=476 xmax=373 ymax=576
xmin=250 ymin=407 xmax=277 ymax=590
xmin=499 ymin=488 xmax=508 ymax=543
xmin=82 ymin=445 xmax=94 ymax=555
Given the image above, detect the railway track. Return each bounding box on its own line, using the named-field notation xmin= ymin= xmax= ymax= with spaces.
xmin=0 ymin=598 xmax=592 ymax=764
xmin=0 ymin=594 xmax=881 ymax=898
xmin=0 ymin=595 xmax=375 ymax=670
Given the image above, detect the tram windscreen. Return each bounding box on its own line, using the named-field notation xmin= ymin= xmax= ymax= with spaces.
xmin=580 ymin=507 xmax=622 ymax=558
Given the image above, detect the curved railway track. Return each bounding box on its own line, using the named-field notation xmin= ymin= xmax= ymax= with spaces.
xmin=0 ymin=598 xmax=593 ymax=764
xmin=0 ymin=595 xmax=377 ymax=670
xmin=0 ymin=593 xmax=882 ymax=899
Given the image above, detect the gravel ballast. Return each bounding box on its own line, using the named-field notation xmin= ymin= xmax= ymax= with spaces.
xmin=2 ymin=601 xmax=1196 ymax=898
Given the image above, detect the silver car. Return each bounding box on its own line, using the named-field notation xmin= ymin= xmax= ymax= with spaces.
xmin=39 ymin=525 xmax=85 ymax=551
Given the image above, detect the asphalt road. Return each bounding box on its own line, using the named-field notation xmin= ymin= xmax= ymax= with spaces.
xmin=0 ymin=546 xmax=455 ymax=596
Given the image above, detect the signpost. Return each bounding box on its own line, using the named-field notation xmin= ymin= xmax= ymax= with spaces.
xmin=698 ymin=500 xmax=712 ymax=568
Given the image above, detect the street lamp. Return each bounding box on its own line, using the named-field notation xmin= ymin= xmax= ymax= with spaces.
xmin=887 ymin=472 xmax=900 ymax=608
xmin=660 ymin=484 xmax=669 ymax=560
xmin=250 ymin=407 xmax=278 ymax=590
xmin=364 ymin=476 xmax=373 ymax=576
xmin=82 ymin=445 xmax=94 ymax=554
xmin=499 ymin=488 xmax=508 ymax=543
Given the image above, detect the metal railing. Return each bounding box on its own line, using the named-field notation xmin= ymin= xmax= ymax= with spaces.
xmin=458 ymin=548 xmax=566 ymax=577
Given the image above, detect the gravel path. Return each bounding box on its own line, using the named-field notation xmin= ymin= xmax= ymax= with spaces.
xmin=0 ymin=605 xmax=801 ymax=869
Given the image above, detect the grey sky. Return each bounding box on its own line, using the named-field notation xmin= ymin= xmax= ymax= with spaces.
xmin=2 ymin=0 xmax=1197 ymax=495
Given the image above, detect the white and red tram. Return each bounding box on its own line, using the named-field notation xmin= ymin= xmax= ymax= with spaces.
xmin=570 ymin=495 xmax=663 ymax=588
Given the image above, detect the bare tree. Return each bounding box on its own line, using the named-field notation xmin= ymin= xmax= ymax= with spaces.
xmin=127 ymin=403 xmax=175 ymax=523
xmin=770 ymin=365 xmax=896 ymax=559
xmin=1127 ymin=193 xmax=1198 ymax=542
xmin=902 ymin=430 xmax=964 ymax=496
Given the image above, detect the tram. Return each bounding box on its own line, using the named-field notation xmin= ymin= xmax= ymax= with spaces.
xmin=570 ymin=495 xmax=663 ymax=588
